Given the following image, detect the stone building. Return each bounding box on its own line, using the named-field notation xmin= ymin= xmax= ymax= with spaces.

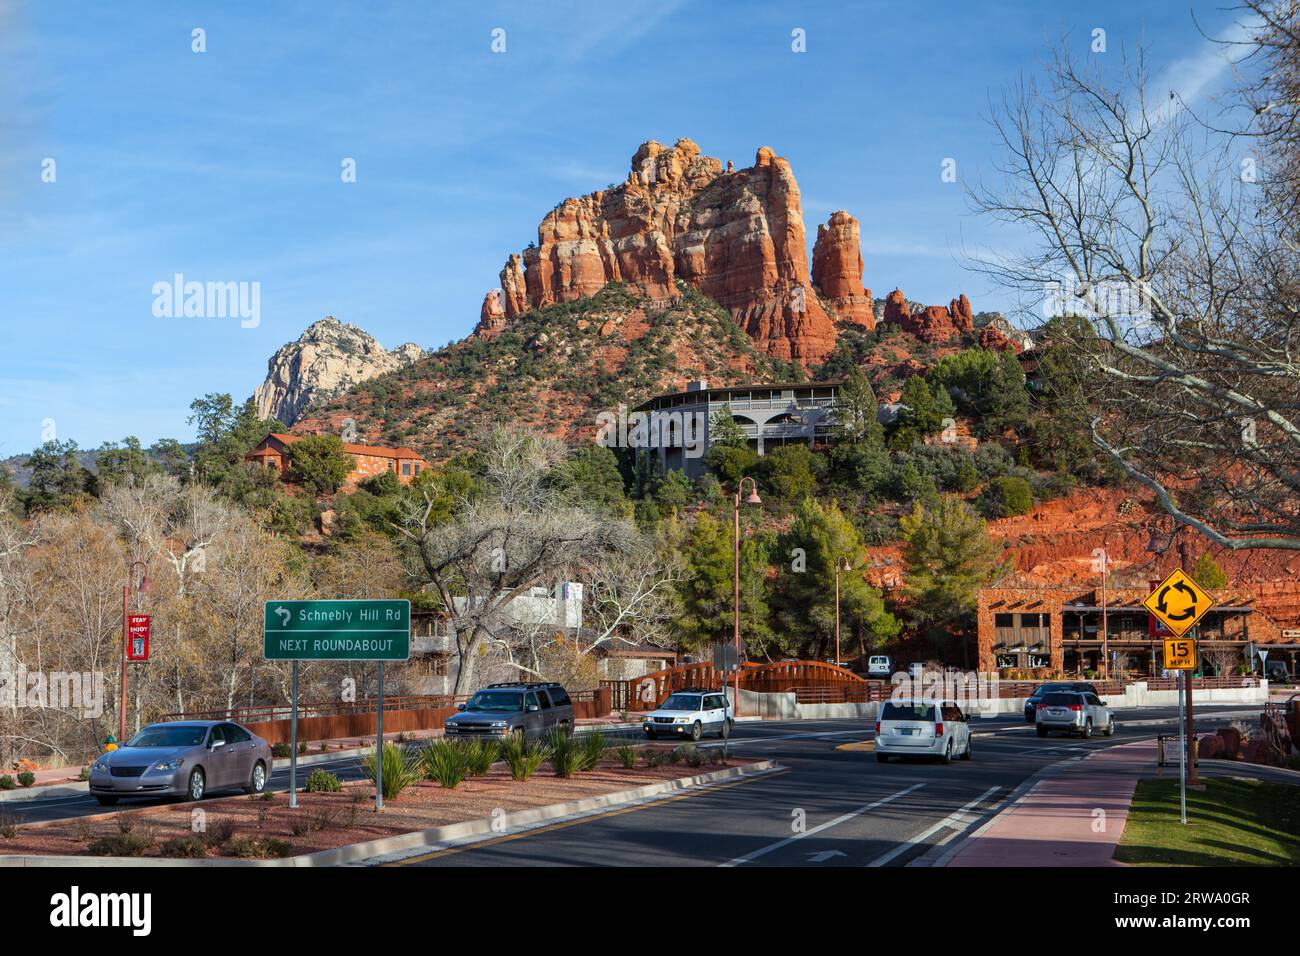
xmin=976 ymin=585 xmax=1294 ymax=677
xmin=244 ymin=432 xmax=428 ymax=490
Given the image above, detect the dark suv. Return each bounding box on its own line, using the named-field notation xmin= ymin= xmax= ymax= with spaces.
xmin=443 ymin=682 xmax=575 ymax=742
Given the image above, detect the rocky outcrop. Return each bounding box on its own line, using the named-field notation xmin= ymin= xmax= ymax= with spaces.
xmin=881 ymin=289 xmax=978 ymax=343
xmin=812 ymin=211 xmax=874 ymax=328
xmin=474 ymin=290 xmax=508 ymax=340
xmin=495 ymin=139 xmax=838 ymax=364
xmin=978 ymin=323 xmax=1022 ymax=353
xmin=253 ymin=317 xmax=424 ymax=425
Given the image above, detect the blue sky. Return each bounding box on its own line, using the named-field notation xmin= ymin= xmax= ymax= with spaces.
xmin=0 ymin=0 xmax=1249 ymax=455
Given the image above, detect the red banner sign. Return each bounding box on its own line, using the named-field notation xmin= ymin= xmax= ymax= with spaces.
xmin=126 ymin=614 xmax=151 ymax=661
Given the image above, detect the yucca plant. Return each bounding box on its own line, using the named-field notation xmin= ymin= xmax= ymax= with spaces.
xmin=500 ymin=732 xmax=549 ymax=781
xmin=547 ymin=726 xmax=581 ymax=778
xmin=420 ymin=739 xmax=469 ymax=789
xmin=362 ymin=742 xmax=420 ymax=800
xmin=461 ymin=738 xmax=501 ymax=776
xmin=615 ymin=744 xmax=638 ymax=769
xmin=574 ymin=730 xmax=605 ymax=772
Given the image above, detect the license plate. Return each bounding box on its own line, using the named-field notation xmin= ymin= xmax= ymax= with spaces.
xmin=900 ymin=728 xmax=915 ymax=735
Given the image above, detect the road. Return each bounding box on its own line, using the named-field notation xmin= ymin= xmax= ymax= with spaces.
xmin=10 ymin=703 xmax=1258 ymax=867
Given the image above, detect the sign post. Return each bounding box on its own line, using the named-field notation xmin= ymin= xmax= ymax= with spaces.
xmin=1146 ymin=568 xmax=1213 ymax=826
xmin=263 ymin=599 xmax=410 ymax=811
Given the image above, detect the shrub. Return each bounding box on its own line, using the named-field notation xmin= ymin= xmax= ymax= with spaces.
xmin=547 ymin=727 xmax=582 ymax=778
xmin=87 ymin=832 xmax=153 ymax=857
xmin=229 ymin=836 xmax=293 ymax=859
xmin=271 ymin=743 xmax=291 ymax=759
xmin=420 ymin=740 xmax=469 ymax=789
xmin=304 ymin=769 xmax=343 ymax=793
xmin=0 ymin=775 xmax=14 ymax=790
xmin=77 ymin=766 xmax=91 ymax=781
xmin=575 ymin=731 xmax=605 ymax=773
xmin=642 ymin=748 xmax=667 ymax=768
xmin=683 ymin=747 xmax=708 ymax=768
xmin=202 ymin=818 xmax=235 ymax=848
xmin=159 ymin=835 xmax=208 ymax=858
xmin=978 ymin=475 xmax=1034 ymax=518
xmin=615 ymin=745 xmax=638 ymax=769
xmin=361 ymin=742 xmax=420 ymax=800
xmin=0 ymin=807 xmax=16 ymax=839
xmin=500 ymin=733 xmax=549 ymax=781
xmin=16 ymin=771 xmax=35 ymax=788
xmin=461 ymin=739 xmax=501 ymax=776
xmin=670 ymin=745 xmax=694 ymax=764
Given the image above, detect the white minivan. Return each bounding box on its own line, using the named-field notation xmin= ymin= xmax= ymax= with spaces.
xmin=874 ymin=700 xmax=972 ymax=763
xmin=867 ymin=655 xmax=892 ymax=678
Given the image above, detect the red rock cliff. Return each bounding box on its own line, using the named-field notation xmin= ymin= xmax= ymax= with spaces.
xmin=812 ymin=210 xmax=875 ymax=329
xmin=496 ymin=138 xmax=841 ymax=364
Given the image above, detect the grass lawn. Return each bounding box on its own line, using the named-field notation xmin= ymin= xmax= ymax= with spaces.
xmin=1115 ymin=776 xmax=1300 ymax=866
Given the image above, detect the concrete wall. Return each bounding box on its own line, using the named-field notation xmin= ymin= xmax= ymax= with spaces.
xmin=731 ymin=680 xmax=1268 ymax=723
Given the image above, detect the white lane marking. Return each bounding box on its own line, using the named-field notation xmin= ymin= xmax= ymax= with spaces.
xmin=718 ymin=783 xmax=926 ymax=867
xmin=866 ymin=785 xmax=1002 ymax=867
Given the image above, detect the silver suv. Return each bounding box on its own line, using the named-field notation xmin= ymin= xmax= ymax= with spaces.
xmin=1035 ymin=690 xmax=1114 ymax=738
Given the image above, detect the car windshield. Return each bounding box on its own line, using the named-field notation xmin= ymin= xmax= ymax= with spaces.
xmin=881 ymin=702 xmax=936 ymax=722
xmin=1031 ymin=684 xmax=1071 ymax=698
xmin=660 ymin=694 xmax=702 ymax=711
xmin=126 ymin=725 xmax=207 ymax=748
xmin=465 ymin=691 xmax=523 ymax=712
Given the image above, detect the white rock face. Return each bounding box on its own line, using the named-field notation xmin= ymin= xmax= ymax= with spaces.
xmin=253 ymin=316 xmax=424 ymax=425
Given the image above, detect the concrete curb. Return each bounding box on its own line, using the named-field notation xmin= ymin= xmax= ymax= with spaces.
xmin=0 ymin=759 xmax=780 ymax=867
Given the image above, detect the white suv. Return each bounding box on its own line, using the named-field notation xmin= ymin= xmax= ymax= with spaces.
xmin=874 ymin=700 xmax=972 ymax=763
xmin=642 ymin=689 xmax=733 ymax=741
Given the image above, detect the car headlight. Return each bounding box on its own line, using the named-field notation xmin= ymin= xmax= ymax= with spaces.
xmin=93 ymin=755 xmax=111 ymax=771
xmin=150 ymin=758 xmax=184 ymax=772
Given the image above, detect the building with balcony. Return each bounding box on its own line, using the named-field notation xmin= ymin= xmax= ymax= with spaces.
xmin=977 ymin=585 xmax=1295 ymax=677
xmin=631 ymin=379 xmax=842 ymax=479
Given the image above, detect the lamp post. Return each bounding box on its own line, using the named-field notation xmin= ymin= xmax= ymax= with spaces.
xmin=834 ymin=557 xmax=852 ymax=668
xmin=732 ymin=477 xmax=761 ymax=718
xmin=120 ymin=561 xmax=151 ymax=742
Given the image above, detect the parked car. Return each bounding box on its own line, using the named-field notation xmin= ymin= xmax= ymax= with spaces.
xmin=443 ymin=682 xmax=574 ymax=742
xmin=1262 ymin=659 xmax=1293 ymax=684
xmin=874 ymin=700 xmax=972 ymax=764
xmin=643 ymin=688 xmax=733 ymax=741
xmin=1035 ymin=690 xmax=1114 ymax=738
xmin=88 ymin=720 xmax=273 ymax=805
xmin=1023 ymin=681 xmax=1100 ymax=723
xmin=867 ymin=655 xmax=892 ymax=678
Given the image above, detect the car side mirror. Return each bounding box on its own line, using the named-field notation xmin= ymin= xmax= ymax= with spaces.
xmin=210 ymin=739 xmax=225 ymax=749
xmin=457 ymin=703 xmax=466 ymax=711
xmin=527 ymin=705 xmax=540 ymax=713
xmin=1100 ymin=700 xmax=1108 ymax=706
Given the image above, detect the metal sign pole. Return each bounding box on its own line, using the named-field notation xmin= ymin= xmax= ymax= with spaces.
xmin=376 ymin=661 xmax=385 ymax=811
xmin=1177 ymin=669 xmax=1186 ymax=824
xmin=289 ymin=659 xmax=299 ymax=809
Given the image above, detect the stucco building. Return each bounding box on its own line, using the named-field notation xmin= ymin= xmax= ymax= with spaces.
xmin=245 ymin=432 xmax=428 ymax=490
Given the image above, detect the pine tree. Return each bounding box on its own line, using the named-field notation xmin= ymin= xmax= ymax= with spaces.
xmin=1191 ymin=551 xmax=1228 ymax=590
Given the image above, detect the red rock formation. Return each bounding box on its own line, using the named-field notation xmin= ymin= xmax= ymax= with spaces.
xmin=883 ymin=289 xmax=910 ymax=326
xmin=812 ymin=211 xmax=874 ymax=329
xmin=880 ymin=289 xmax=979 ymax=344
xmin=949 ymin=294 xmax=974 ymax=333
xmin=978 ymin=323 xmax=1022 ymax=353
xmin=473 ymin=290 xmax=507 ymax=340
xmin=496 ymin=139 xmax=837 ymax=364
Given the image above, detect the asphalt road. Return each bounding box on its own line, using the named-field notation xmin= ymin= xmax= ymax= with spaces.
xmin=9 ymin=703 xmax=1258 ymax=866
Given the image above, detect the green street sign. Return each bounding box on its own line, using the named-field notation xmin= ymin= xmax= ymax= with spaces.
xmin=263 ymin=600 xmax=410 ymax=661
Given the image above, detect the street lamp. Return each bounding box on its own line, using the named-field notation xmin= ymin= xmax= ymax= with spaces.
xmin=732 ymin=477 xmax=761 ymax=718
xmin=120 ymin=561 xmax=151 ymax=742
xmin=834 ymin=557 xmax=852 ymax=669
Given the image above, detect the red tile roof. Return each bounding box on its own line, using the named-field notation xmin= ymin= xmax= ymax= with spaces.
xmin=253 ymin=433 xmax=425 ymax=461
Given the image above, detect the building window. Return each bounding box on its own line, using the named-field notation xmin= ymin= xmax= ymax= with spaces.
xmin=401 ymin=461 xmax=411 ymax=477
xmin=995 ymin=614 xmax=1014 ymax=628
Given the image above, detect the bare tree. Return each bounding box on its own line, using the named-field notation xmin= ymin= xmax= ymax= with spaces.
xmin=398 ymin=429 xmax=638 ymax=694
xmin=970 ymin=27 xmax=1300 ymax=551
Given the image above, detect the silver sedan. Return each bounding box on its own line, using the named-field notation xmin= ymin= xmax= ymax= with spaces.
xmin=89 ymin=720 xmax=273 ymax=805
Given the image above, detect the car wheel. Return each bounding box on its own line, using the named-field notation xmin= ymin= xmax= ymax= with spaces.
xmin=1036 ymin=726 xmax=1048 ymax=738
xmin=1104 ymin=719 xmax=1115 ymax=737
xmin=941 ymin=738 xmax=954 ymax=765
xmin=961 ymin=736 xmax=972 ymax=761
xmin=690 ymin=721 xmax=702 ymax=742
xmin=1081 ymin=719 xmax=1093 ymax=739
xmin=720 ymin=719 xmax=731 ymax=740
xmin=876 ymin=752 xmax=889 ymax=763
xmin=244 ymin=760 xmax=267 ymax=795
xmin=185 ymin=767 xmax=206 ymax=802
xmin=645 ymin=730 xmax=657 ymax=740
xmin=94 ymin=795 xmax=118 ymax=806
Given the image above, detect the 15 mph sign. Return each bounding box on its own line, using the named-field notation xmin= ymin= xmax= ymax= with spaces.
xmin=1142 ymin=569 xmax=1215 ymax=638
